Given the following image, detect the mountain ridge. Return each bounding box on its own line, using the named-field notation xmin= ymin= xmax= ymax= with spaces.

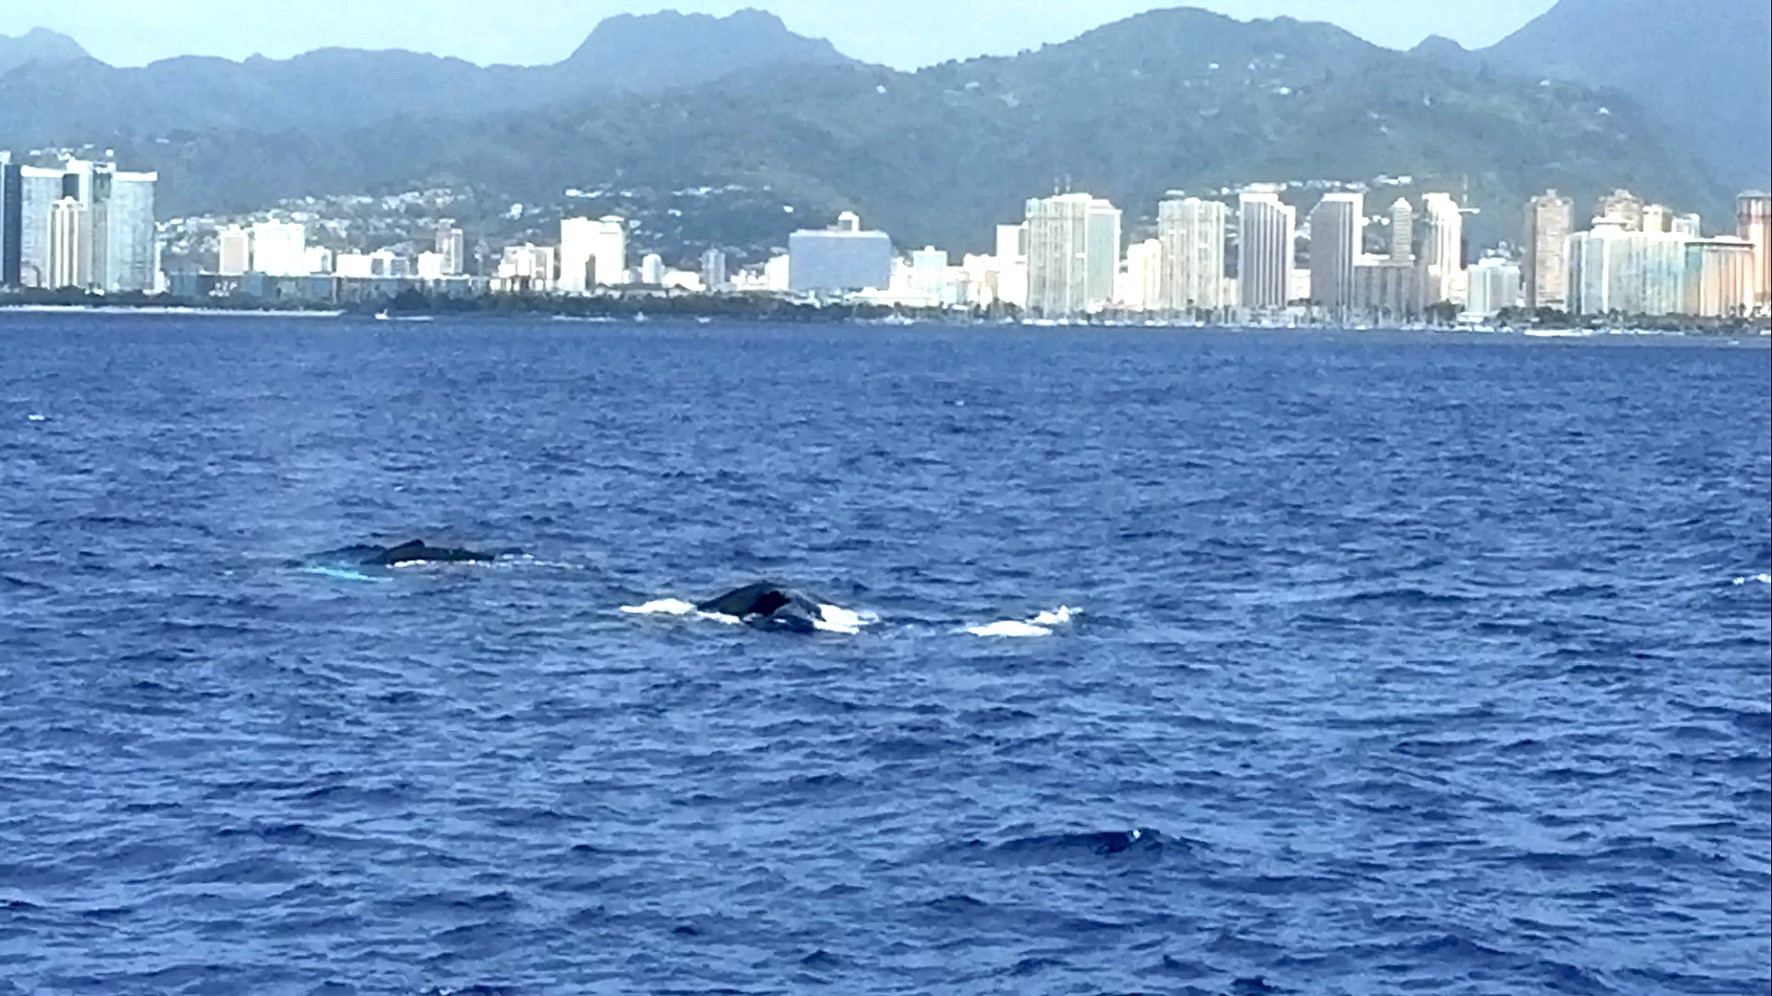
xmin=1479 ymin=0 xmax=1770 ymax=187
xmin=0 ymin=9 xmax=856 ymax=141
xmin=78 ymin=6 xmax=1723 ymax=261
xmin=0 ymin=26 xmax=89 ymax=75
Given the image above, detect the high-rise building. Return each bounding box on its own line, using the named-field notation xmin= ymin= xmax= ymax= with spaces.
xmin=0 ymin=155 xmax=19 ymax=287
xmin=641 ymin=252 xmax=665 ymax=286
xmin=1684 ymin=237 xmax=1754 ymax=318
xmin=1388 ymin=197 xmax=1415 ymax=263
xmin=1308 ymin=192 xmax=1363 ymax=319
xmin=1419 ymin=192 xmax=1465 ymax=307
xmin=908 ymin=246 xmax=949 ymax=304
xmin=994 ymin=223 xmax=1028 ymax=310
xmin=1237 ymin=188 xmax=1295 ymax=313
xmin=1672 ymin=213 xmax=1703 ymax=238
xmin=250 ymin=221 xmax=308 ymax=277
xmin=1595 ymin=189 xmax=1646 ymax=231
xmin=102 ymin=171 xmax=156 ymax=293
xmin=559 ymin=217 xmax=596 ymax=293
xmin=1569 ymin=220 xmax=1689 ymax=317
xmin=1641 ymin=204 xmax=1672 ymax=234
xmin=559 ymin=216 xmax=626 ymax=291
xmin=1524 ymin=190 xmax=1575 ymax=311
xmin=1116 ymin=238 xmax=1162 ymax=312
xmin=701 ymin=248 xmax=728 ymax=291
xmin=589 ymin=217 xmax=626 ymax=287
xmin=1085 ymin=199 xmax=1122 ymax=310
xmin=1737 ymin=191 xmax=1770 ymax=313
xmin=48 ymin=197 xmax=92 ymax=290
xmin=1465 ymin=258 xmax=1522 ymax=318
xmin=436 ymin=225 xmax=465 ymax=277
xmin=1025 ymin=193 xmax=1095 ymax=318
xmin=1352 ymin=256 xmax=1421 ymax=324
xmin=335 ymin=253 xmax=374 ymax=279
xmin=218 ymin=225 xmax=252 ymax=276
xmin=1156 ymin=197 xmax=1226 ymax=315
xmin=16 ymin=166 xmax=68 ymax=288
xmin=788 ymin=212 xmax=892 ymax=296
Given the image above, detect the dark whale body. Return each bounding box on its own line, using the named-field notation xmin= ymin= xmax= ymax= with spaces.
xmin=299 ymin=540 xmax=496 ymax=569
xmin=697 ymin=583 xmax=826 ymax=633
xmin=362 ymin=540 xmax=494 ymax=566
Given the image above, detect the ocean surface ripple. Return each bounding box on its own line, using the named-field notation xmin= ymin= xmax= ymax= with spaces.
xmin=2 ymin=317 xmax=1767 ymax=995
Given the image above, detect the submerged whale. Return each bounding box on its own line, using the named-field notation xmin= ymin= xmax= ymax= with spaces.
xmin=301 ymin=540 xmax=497 ymax=569
xmin=697 ymin=582 xmax=829 ymax=634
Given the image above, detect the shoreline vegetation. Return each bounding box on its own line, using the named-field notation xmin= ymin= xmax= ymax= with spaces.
xmin=1 ymin=288 xmax=1767 ymax=336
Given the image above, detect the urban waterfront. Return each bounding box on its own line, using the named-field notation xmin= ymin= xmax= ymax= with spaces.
xmin=3 ymin=154 xmax=1769 ymax=330
xmin=3 ymin=314 xmax=1768 ymax=995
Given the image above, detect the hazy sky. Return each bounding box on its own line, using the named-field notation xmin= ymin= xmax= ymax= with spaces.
xmin=4 ymin=0 xmax=1559 ymax=69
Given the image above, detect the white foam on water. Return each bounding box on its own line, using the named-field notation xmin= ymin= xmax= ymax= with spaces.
xmin=301 ymin=566 xmax=387 ymax=584
xmin=968 ymin=620 xmax=1054 ymax=639
xmin=968 ymin=605 xmax=1080 ymax=639
xmin=815 ymin=603 xmax=874 ymax=635
xmin=26 ymin=414 xmax=48 ymax=422
xmin=1731 ymin=574 xmax=1772 ymax=587
xmin=620 ymin=598 xmax=698 ymax=616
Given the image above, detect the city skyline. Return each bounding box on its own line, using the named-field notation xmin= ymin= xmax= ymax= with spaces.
xmin=4 ymin=150 xmax=1767 ymax=326
xmin=2 ymin=0 xmax=1559 ymax=71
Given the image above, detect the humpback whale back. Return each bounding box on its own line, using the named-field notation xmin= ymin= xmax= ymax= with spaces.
xmin=697 ymin=583 xmax=825 ymax=633
xmin=358 ymin=540 xmax=495 ymax=567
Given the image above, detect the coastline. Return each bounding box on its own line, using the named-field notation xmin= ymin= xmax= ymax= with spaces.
xmin=1 ymin=298 xmax=1765 ymax=339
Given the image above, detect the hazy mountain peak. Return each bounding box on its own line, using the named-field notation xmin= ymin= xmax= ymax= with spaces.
xmin=1483 ymin=0 xmax=1770 ymax=186
xmin=1411 ymin=34 xmax=1469 ymax=58
xmin=566 ymin=7 xmax=851 ymax=88
xmin=0 ymin=26 xmax=93 ymax=74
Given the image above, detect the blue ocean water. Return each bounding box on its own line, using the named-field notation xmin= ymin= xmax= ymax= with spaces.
xmin=2 ymin=314 xmax=1768 ymax=996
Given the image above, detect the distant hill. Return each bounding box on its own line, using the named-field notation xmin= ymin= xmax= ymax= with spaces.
xmin=0 ymin=27 xmax=87 ymax=75
xmin=4 ymin=6 xmax=1734 ymax=261
xmin=1415 ymin=0 xmax=1771 ymax=189
xmin=0 ymin=9 xmax=854 ymax=141
xmin=562 ymin=9 xmax=850 ymax=91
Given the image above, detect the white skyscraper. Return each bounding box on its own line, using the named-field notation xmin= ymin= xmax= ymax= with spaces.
xmin=590 ymin=217 xmax=627 ymax=287
xmin=1085 ymin=199 xmax=1122 ymax=310
xmin=559 ymin=217 xmax=598 ymax=293
xmin=701 ymin=248 xmax=728 ymax=291
xmin=1465 ymin=258 xmax=1523 ymax=318
xmin=250 ymin=221 xmax=308 ymax=277
xmin=48 ymin=197 xmax=92 ymax=290
xmin=641 ymin=252 xmax=665 ymax=285
xmin=558 ymin=215 xmax=627 ymax=291
xmin=436 ymin=225 xmax=466 ymax=276
xmin=218 ymin=225 xmax=252 ymax=276
xmin=1117 ymin=238 xmax=1162 ymax=312
xmin=1025 ymin=193 xmax=1096 ymax=319
xmin=994 ymin=223 xmax=1028 ymax=310
xmin=1308 ymin=192 xmax=1363 ymax=320
xmin=1569 ymin=220 xmax=1690 ymax=317
xmin=1388 ymin=197 xmax=1415 ymax=263
xmin=102 ymin=171 xmax=157 ymax=293
xmin=17 ymin=166 xmax=67 ymax=288
xmin=1238 ymin=188 xmax=1296 ymax=313
xmin=1420 ymin=192 xmax=1465 ymax=307
xmin=910 ymin=246 xmax=950 ymax=304
xmin=1157 ymin=197 xmax=1227 ymax=316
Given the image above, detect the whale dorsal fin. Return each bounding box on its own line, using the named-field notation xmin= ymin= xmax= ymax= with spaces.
xmin=389 ymin=540 xmax=427 ymax=554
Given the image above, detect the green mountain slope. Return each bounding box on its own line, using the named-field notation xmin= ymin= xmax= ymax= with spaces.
xmin=88 ymin=7 xmax=1726 ymax=259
